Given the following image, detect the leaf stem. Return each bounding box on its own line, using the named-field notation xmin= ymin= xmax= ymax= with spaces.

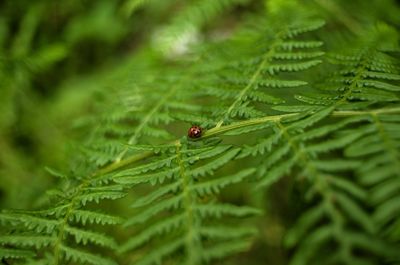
xmin=96 ymin=151 xmax=154 ymax=176
xmin=175 ymin=141 xmax=200 ymax=265
xmin=97 ymin=107 xmax=400 ymax=175
xmin=214 ymin=32 xmax=284 ymax=128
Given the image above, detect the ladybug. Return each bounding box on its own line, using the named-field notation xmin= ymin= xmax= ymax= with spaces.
xmin=188 ymin=125 xmax=202 ymax=139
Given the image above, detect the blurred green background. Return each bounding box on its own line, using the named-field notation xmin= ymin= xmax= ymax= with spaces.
xmin=0 ymin=0 xmax=130 ymax=209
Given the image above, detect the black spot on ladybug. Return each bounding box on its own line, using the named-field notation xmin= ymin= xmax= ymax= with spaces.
xmin=188 ymin=125 xmax=202 ymax=138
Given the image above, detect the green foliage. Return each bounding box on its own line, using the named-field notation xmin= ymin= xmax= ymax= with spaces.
xmin=0 ymin=172 xmax=124 ymax=264
xmin=1 ymin=0 xmax=400 ymax=265
xmin=114 ymin=141 xmax=259 ymax=264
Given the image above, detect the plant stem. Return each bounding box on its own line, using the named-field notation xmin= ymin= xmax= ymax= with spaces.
xmin=205 ymin=107 xmax=400 ymax=137
xmin=97 ymin=107 xmax=400 ymax=175
xmin=96 ymin=151 xmax=154 ymax=176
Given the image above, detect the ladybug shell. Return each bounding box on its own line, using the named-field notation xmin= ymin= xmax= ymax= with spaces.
xmin=188 ymin=126 xmax=202 ymax=138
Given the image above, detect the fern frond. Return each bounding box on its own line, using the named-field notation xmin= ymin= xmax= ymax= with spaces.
xmin=344 ymin=114 xmax=400 ymax=243
xmin=114 ymin=140 xmax=258 ymax=264
xmin=205 ymin=17 xmax=325 ymax=127
xmin=247 ymin=25 xmax=400 ymax=264
xmin=60 ymin=245 xmax=117 ymax=265
xmin=0 ymin=172 xmax=124 ymax=264
xmin=285 ymin=27 xmax=400 ymax=113
xmin=278 ymin=117 xmax=393 ymax=265
xmin=0 ymin=248 xmax=35 ymax=260
xmin=80 ymin=63 xmax=205 ymax=169
xmin=231 ymin=108 xmax=397 ymax=265
xmin=192 ymin=168 xmax=255 ymax=196
xmin=0 ymin=236 xmax=55 ymax=249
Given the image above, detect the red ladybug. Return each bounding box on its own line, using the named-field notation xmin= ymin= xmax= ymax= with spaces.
xmin=188 ymin=125 xmax=202 ymax=138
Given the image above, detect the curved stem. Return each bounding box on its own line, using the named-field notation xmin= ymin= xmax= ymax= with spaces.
xmin=96 ymin=107 xmax=400 ymax=175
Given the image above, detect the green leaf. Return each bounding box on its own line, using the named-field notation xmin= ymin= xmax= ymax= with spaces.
xmin=65 ymin=226 xmax=117 ymax=249
xmin=119 ymin=214 xmax=185 ymax=253
xmin=192 ymin=168 xmax=256 ymax=196
xmin=0 ymin=248 xmax=35 ymax=259
xmin=61 ymin=245 xmax=117 ymax=265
